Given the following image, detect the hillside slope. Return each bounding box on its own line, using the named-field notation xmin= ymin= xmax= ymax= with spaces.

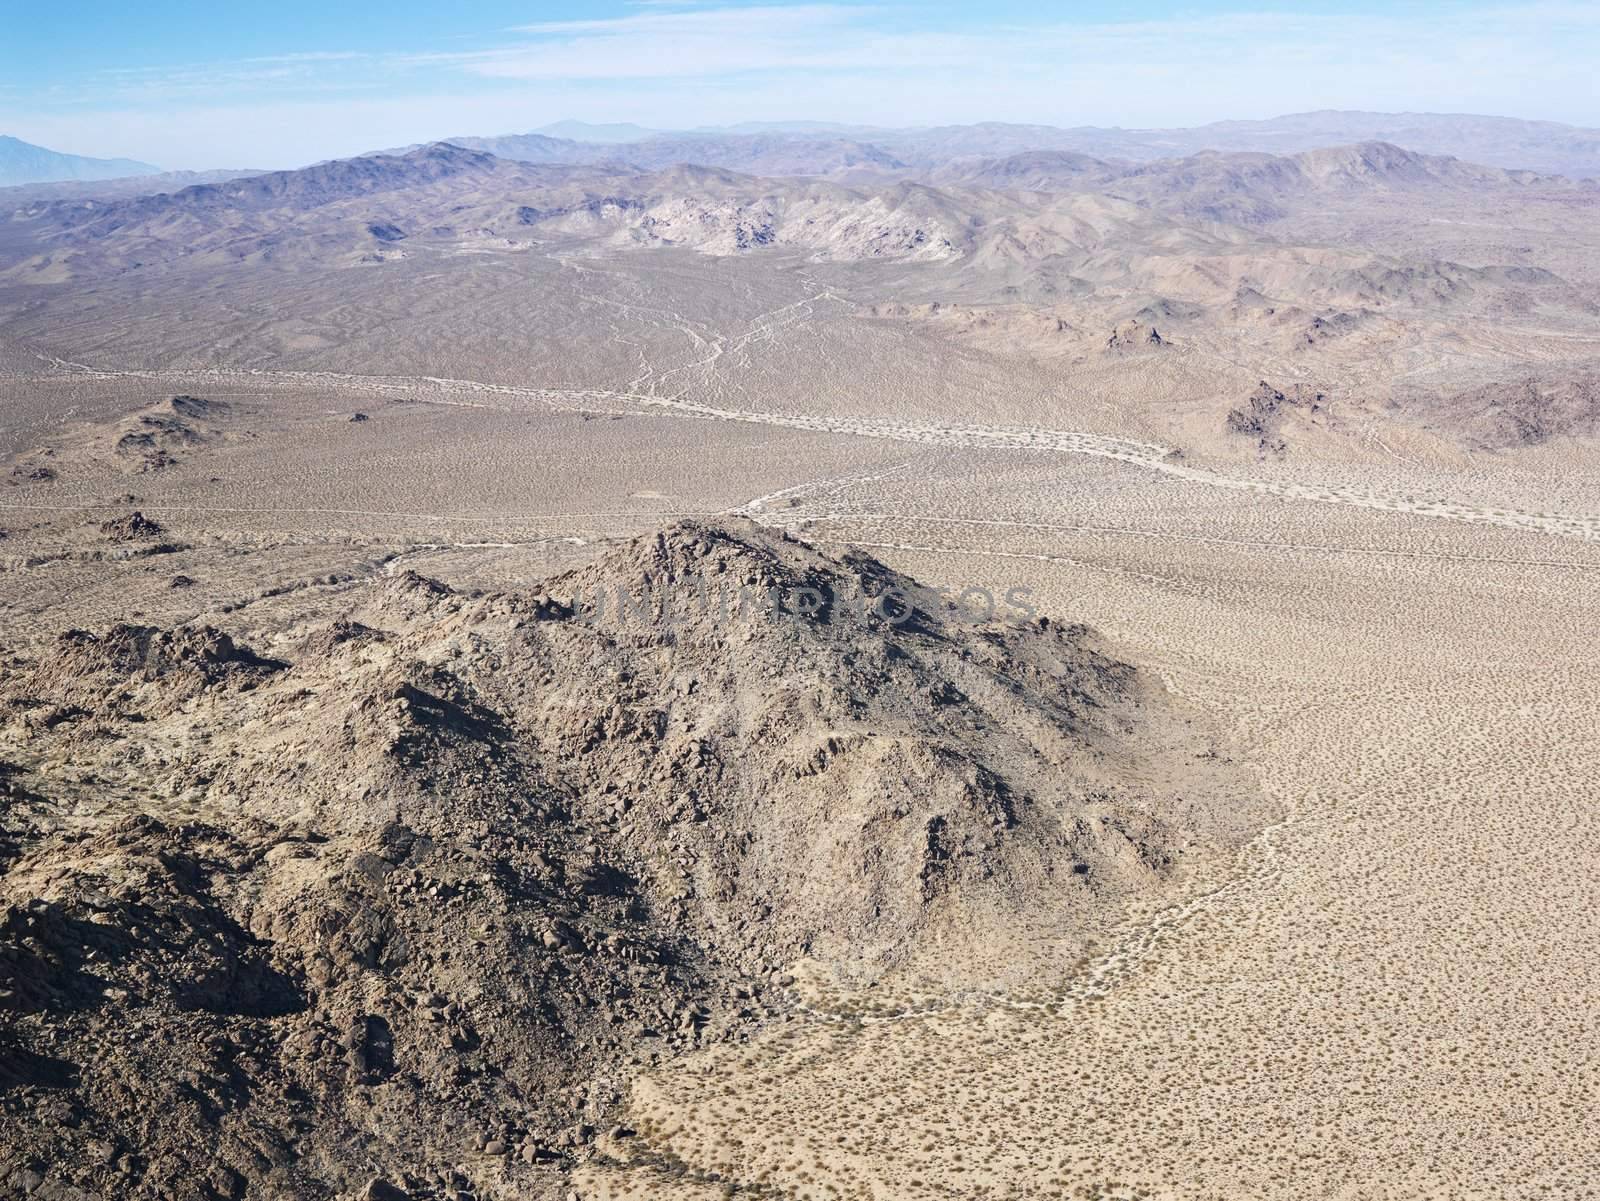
xmin=0 ymin=519 xmax=1264 ymax=1200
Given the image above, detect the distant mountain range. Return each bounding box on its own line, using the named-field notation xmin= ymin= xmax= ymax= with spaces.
xmin=496 ymin=110 xmax=1600 ymax=180
xmin=12 ymin=137 xmax=1588 ymax=293
xmin=532 ymin=121 xmax=659 ymax=144
xmin=0 ymin=135 xmax=159 ymax=186
xmin=0 ymin=168 xmax=266 ymax=207
xmin=5 ymin=134 xmax=1593 ymax=449
xmin=882 ymin=111 xmax=1600 ymax=179
xmin=8 ymin=110 xmax=1600 ymax=200
xmin=442 ymin=130 xmax=907 ymax=177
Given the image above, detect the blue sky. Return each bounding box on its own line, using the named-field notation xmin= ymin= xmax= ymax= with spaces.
xmin=4 ymin=2 xmax=1598 ymax=170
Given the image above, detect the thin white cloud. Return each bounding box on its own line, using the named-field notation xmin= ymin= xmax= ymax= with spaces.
xmin=508 ymin=2 xmax=858 ymax=35
xmin=435 ymin=4 xmax=874 ymax=79
xmin=430 ymin=3 xmax=1600 ymax=86
xmin=237 ymin=51 xmax=372 ymax=65
xmin=76 ymin=51 xmax=384 ymax=103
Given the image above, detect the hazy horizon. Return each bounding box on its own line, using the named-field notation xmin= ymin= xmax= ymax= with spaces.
xmin=5 ymin=1 xmax=1600 ymax=170
xmin=12 ymin=105 xmax=1600 ymax=179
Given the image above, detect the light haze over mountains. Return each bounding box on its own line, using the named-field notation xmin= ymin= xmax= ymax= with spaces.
xmin=0 ymin=134 xmax=158 ymax=187
xmin=6 ymin=109 xmax=1600 ymax=189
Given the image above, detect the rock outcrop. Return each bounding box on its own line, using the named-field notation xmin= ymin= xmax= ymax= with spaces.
xmin=0 ymin=520 xmax=1263 ymax=1200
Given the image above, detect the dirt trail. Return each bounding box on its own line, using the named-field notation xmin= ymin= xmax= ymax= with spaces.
xmin=28 ymin=358 xmax=1600 ymax=543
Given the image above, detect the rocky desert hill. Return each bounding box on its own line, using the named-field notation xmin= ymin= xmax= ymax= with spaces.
xmin=2 ymin=145 xmax=977 ymax=273
xmin=0 ymin=519 xmax=1263 ymax=1201
xmin=1396 ymin=368 xmax=1600 ymax=447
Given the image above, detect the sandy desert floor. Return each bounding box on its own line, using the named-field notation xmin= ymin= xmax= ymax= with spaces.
xmin=577 ymin=494 xmax=1600 ymax=1200
xmin=3 ymin=249 xmax=1598 ymax=1199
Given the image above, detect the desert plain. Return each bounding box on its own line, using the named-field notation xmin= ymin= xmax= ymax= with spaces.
xmin=0 ymin=128 xmax=1597 ymax=1201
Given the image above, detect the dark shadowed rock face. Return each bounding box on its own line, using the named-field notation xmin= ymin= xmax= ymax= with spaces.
xmin=0 ymin=519 xmax=1264 ymax=1199
xmin=98 ymin=510 xmax=164 ymax=541
xmin=1225 ymin=379 xmax=1328 ymax=456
